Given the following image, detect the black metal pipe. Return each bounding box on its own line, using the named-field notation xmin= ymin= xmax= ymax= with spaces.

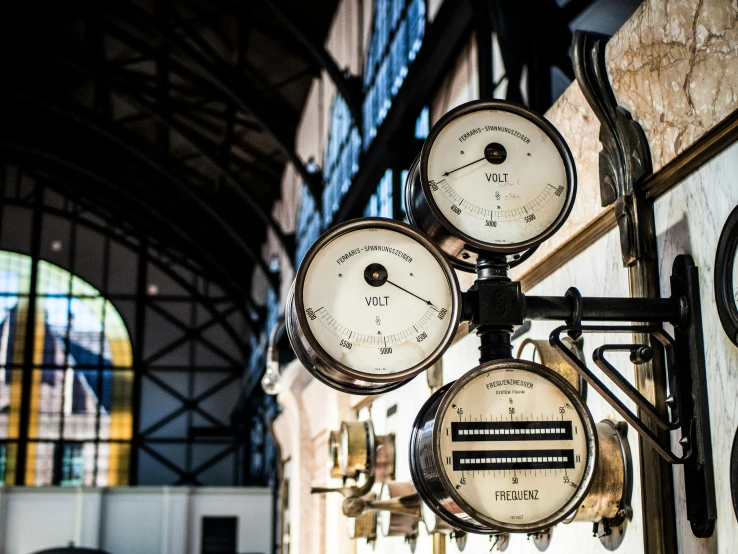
xmin=525 ymin=295 xmax=681 ymax=323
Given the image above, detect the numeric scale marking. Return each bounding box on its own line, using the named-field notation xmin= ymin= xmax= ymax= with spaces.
xmin=436 ymin=180 xmax=562 ymax=223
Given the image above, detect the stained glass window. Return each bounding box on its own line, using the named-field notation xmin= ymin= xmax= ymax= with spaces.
xmin=0 ymin=251 xmax=133 ymax=486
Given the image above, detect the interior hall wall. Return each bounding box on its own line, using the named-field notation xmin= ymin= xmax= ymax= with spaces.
xmin=272 ymin=1 xmax=738 ymax=553
xmin=0 ymin=487 xmax=272 ymax=554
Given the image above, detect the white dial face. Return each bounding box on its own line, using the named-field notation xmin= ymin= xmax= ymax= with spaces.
xmin=425 ymin=109 xmax=569 ymax=247
xmin=438 ymin=366 xmax=589 ymax=527
xmin=302 ymin=227 xmax=455 ymax=375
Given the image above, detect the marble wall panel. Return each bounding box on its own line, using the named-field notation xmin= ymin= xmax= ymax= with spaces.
xmin=513 ymin=0 xmax=738 ymax=280
xmin=608 ymin=0 xmax=738 ymax=172
xmin=653 ymin=140 xmax=738 ymax=554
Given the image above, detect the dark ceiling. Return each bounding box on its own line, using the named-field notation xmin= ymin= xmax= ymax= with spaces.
xmin=0 ymin=0 xmax=339 ymax=311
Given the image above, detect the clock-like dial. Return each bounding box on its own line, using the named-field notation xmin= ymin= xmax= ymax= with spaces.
xmin=407 ymin=101 xmax=576 ymax=267
xmin=287 ymin=218 xmax=461 ymax=394
xmin=410 ymin=360 xmax=597 ymax=533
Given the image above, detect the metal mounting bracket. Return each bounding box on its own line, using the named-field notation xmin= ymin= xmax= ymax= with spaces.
xmin=572 ymin=31 xmax=652 ymax=266
xmin=548 ymin=257 xmax=716 ymax=537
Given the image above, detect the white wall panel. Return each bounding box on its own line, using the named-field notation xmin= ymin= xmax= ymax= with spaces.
xmin=653 ymin=141 xmax=738 ymax=554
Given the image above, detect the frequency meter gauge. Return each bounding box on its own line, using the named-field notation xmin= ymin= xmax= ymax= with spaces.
xmin=410 ymin=359 xmax=597 ymax=534
xmin=406 ymin=100 xmax=576 ymax=270
xmin=287 ymin=218 xmax=461 ymax=395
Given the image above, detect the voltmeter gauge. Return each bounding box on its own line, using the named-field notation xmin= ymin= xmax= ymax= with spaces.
xmin=287 ymin=218 xmax=461 ymax=394
xmin=406 ymin=100 xmax=576 ymax=269
xmin=410 ymin=359 xmax=596 ymax=533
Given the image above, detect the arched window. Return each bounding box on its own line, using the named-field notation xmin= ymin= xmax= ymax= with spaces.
xmin=0 ymin=251 xmax=133 ymax=486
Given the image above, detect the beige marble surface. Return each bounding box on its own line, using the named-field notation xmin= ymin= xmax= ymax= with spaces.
xmin=510 ymin=84 xmax=603 ymax=280
xmin=608 ymin=0 xmax=738 ymax=172
xmin=511 ymin=0 xmax=738 ymax=281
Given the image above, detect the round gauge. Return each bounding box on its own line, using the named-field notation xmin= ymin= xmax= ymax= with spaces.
xmin=715 ymin=205 xmax=738 ymax=347
xmin=410 ymin=359 xmax=597 ymax=533
xmin=287 ymin=218 xmax=461 ymax=394
xmin=407 ymin=100 xmax=576 ymax=266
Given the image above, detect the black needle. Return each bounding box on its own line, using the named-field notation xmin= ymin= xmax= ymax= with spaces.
xmin=443 ymin=157 xmax=485 ymax=176
xmin=386 ymin=279 xmax=440 ymax=311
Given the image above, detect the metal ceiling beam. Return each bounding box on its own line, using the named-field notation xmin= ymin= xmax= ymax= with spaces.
xmin=105 ymin=1 xmax=324 ymax=202
xmin=0 ymin=194 xmax=256 ymax=343
xmin=261 ymin=0 xmax=363 ymax=128
xmin=0 ymin=83 xmax=279 ymax=292
xmin=98 ymin=25 xmax=299 ymax=255
xmin=0 ymin=35 xmax=292 ymax=273
xmin=0 ymin=141 xmax=264 ymax=323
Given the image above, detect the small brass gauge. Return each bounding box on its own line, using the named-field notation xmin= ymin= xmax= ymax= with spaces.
xmin=339 ymin=421 xmax=395 ymax=483
xmin=328 ymin=430 xmax=343 ymax=479
xmin=287 ymin=218 xmax=461 ymax=394
xmin=517 ymin=337 xmax=587 ymax=399
xmin=406 ymin=100 xmax=576 ymax=270
xmin=410 ymin=359 xmax=597 ymax=534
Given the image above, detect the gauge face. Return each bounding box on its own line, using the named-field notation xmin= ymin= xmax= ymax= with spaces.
xmin=297 ymin=220 xmax=459 ymax=379
xmin=420 ymin=102 xmax=575 ymax=252
xmin=436 ymin=363 xmax=593 ymax=529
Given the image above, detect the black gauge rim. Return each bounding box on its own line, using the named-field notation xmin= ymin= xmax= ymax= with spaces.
xmin=293 ymin=217 xmax=462 ymax=386
xmin=715 ymin=205 xmax=738 ymax=347
xmin=433 ymin=359 xmax=598 ymax=533
xmin=409 ymin=383 xmax=491 ymax=535
xmin=419 ymin=100 xmax=577 ymax=255
xmin=730 ymin=429 xmax=738 ymax=520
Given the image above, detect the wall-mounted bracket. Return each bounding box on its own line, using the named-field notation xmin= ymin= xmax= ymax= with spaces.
xmin=572 ymin=31 xmax=652 ymax=266
xmin=548 ymin=257 xmax=716 ymax=536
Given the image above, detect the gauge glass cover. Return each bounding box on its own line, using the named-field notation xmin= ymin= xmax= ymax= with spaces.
xmin=301 ymin=225 xmax=456 ymax=376
xmin=438 ymin=365 xmax=590 ymax=527
xmin=422 ymin=105 xmax=572 ymax=251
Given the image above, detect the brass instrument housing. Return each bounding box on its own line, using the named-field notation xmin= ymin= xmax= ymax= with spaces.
xmin=339 ymin=421 xmax=395 ymax=483
xmin=378 ymin=481 xmax=421 ymax=538
xmin=517 ymin=337 xmax=586 ymax=398
xmin=566 ymin=419 xmax=632 ymax=526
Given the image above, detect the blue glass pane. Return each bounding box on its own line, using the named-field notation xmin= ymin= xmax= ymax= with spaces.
xmin=415 ymin=106 xmax=430 ymax=139
xmin=295 ymin=184 xmax=323 ymax=267
xmin=363 ymin=0 xmax=426 ymax=150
